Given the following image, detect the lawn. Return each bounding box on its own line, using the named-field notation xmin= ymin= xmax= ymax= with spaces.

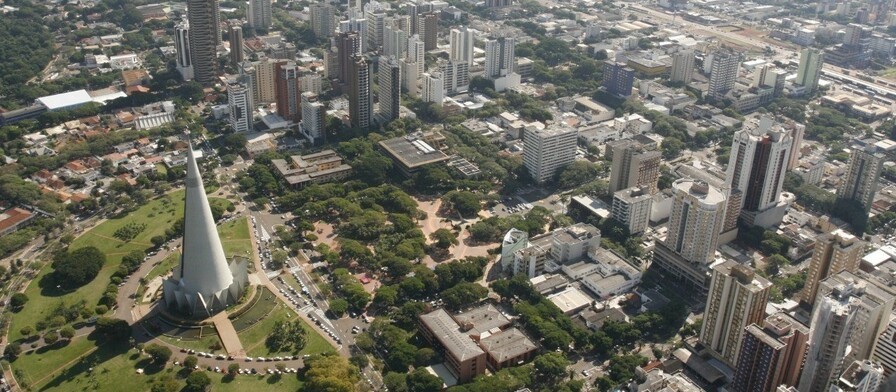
xmin=17 ymin=337 xmax=302 ymax=391
xmin=143 ymin=252 xmax=181 ymax=288
xmin=12 ymin=335 xmax=100 ymax=390
xmin=219 ymin=217 xmax=252 ymax=259
xmin=240 ymin=304 xmax=334 ymax=358
xmin=156 ymin=332 xmax=223 ymax=354
xmin=10 ymin=191 xmax=187 ymax=342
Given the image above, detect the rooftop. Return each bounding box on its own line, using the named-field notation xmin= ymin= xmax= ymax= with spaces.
xmin=452 ymin=304 xmax=511 ymax=336
xmin=547 ymin=287 xmax=592 ymax=314
xmin=0 ymin=208 xmax=34 ymax=233
xmin=378 ymin=133 xmax=450 ymax=170
xmin=479 ymin=328 xmax=537 ymax=363
xmin=36 ymin=90 xmax=93 ymax=110
xmin=420 ymin=309 xmax=485 ymax=362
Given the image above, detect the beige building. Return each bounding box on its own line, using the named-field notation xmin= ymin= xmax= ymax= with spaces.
xmin=608 ymin=138 xmax=661 ymax=195
xmin=270 ymin=150 xmax=352 ymax=188
xmin=733 ymin=313 xmax=809 ymax=391
xmin=800 ymin=229 xmax=863 ymax=306
xmin=700 ymin=261 xmax=771 ymax=367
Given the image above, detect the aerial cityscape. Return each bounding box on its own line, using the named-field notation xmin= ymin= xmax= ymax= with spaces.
xmin=5 ymin=0 xmax=896 ymax=390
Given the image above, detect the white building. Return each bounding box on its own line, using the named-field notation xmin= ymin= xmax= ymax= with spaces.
xmin=670 ymin=49 xmax=694 ymax=84
xmin=174 ymin=20 xmax=194 ymax=81
xmin=450 ymin=27 xmax=475 ymax=64
xmin=522 ymin=125 xmax=577 ymax=184
xmin=439 ymin=60 xmax=470 ymax=95
xmin=301 ymin=92 xmax=326 ymax=144
xmin=248 ymin=0 xmax=272 ymax=30
xmin=300 ymin=73 xmax=323 ymax=95
xmin=422 ymin=72 xmax=445 ymax=105
xmin=611 ymin=186 xmax=653 ymax=235
xmin=227 ymin=79 xmax=254 ymax=133
xmin=708 ymin=50 xmax=740 ymax=99
xmin=485 ymin=37 xmax=516 ymax=80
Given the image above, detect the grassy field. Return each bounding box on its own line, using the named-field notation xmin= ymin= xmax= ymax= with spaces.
xmin=16 ymin=337 xmax=302 ymax=391
xmin=10 ymin=191 xmax=187 ymax=342
xmin=156 ymin=332 xmax=223 ymax=354
xmin=143 ymin=252 xmax=181 ymax=287
xmin=13 ymin=335 xmax=100 ymax=390
xmin=240 ymin=304 xmax=334 ymax=358
xmin=219 ymin=217 xmax=252 ymax=258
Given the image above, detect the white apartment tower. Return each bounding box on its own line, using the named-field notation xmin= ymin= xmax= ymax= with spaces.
xmin=838 ymin=146 xmax=885 ymax=213
xmin=300 ymin=92 xmax=326 ymax=145
xmin=401 ymin=59 xmax=420 ymax=97
xmin=796 ymin=48 xmax=824 ymax=94
xmin=310 ymin=4 xmax=335 ymax=38
xmin=300 ymin=73 xmax=322 ymax=95
xmin=227 ymin=78 xmax=253 ymax=133
xmin=485 ymin=37 xmax=516 ymax=80
xmin=450 ymin=27 xmax=475 ymax=64
xmin=247 ymin=0 xmax=272 ymax=30
xmin=522 ymin=126 xmax=577 ymax=184
xmin=800 ymin=229 xmax=863 ymax=306
xmin=611 ymin=186 xmax=653 ymax=235
xmin=670 ymin=49 xmax=694 ymax=84
xmin=708 ymin=50 xmax=740 ymax=99
xmin=700 ymin=261 xmax=771 ymax=367
xmin=664 ymin=179 xmax=727 ymax=265
xmin=422 ymin=72 xmax=444 ymax=105
xmin=366 ymin=10 xmax=386 ymax=51
xmin=439 ymin=60 xmax=470 ymax=95
xmin=384 ymin=24 xmax=409 ymax=59
xmin=175 ymin=20 xmax=194 ymax=81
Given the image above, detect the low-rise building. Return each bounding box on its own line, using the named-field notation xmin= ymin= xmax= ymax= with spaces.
xmin=378 ymin=131 xmax=450 ymax=176
xmin=0 ymin=208 xmax=36 ymax=236
xmin=270 ymin=150 xmax=352 ymax=188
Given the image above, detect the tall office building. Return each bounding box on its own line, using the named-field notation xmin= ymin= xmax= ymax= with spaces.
xmin=450 ymin=27 xmax=475 ymax=64
xmin=484 ymin=37 xmax=516 ymax=80
xmin=422 ymin=72 xmax=444 ymax=105
xmin=227 ymin=78 xmax=253 ymax=133
xmin=187 ymin=0 xmax=220 ymax=84
xmin=228 ymin=24 xmax=244 ymax=67
xmin=337 ymin=32 xmax=362 ymax=83
xmin=439 ymin=60 xmax=470 ymax=95
xmin=275 ymin=62 xmax=301 ymax=123
xmin=799 ymin=272 xmax=896 ymax=392
xmin=796 ymin=48 xmax=824 ymax=95
xmin=400 ymin=59 xmax=420 ymax=97
xmin=611 ymin=186 xmax=653 ymax=235
xmin=323 ymin=48 xmax=338 ymax=79
xmin=670 ymin=49 xmax=694 ymax=84
xmin=608 ymin=139 xmax=661 ymax=195
xmin=238 ymin=61 xmax=256 ymax=103
xmin=752 ymin=65 xmax=786 ymax=98
xmin=733 ymin=313 xmax=809 ymax=392
xmin=254 ymin=58 xmax=279 ymax=104
xmin=383 ymin=24 xmax=408 ymax=59
xmin=652 ymin=179 xmax=727 ymax=294
xmin=522 ymin=126 xmax=577 ymax=184
xmin=873 ymin=315 xmax=896 ymax=377
xmin=800 ymin=229 xmax=863 ymax=306
xmin=349 ymin=57 xmax=372 ymax=129
xmin=832 ymin=360 xmax=885 ymax=392
xmin=708 ymin=50 xmax=740 ymax=99
xmin=700 ymin=261 xmax=771 ymax=367
xmin=300 ymin=92 xmax=326 ymax=145
xmin=602 ymin=61 xmax=635 ymax=97
xmin=838 ymin=146 xmax=884 ymax=213
xmin=366 ymin=10 xmax=386 ymax=51
xmin=724 ymin=116 xmax=793 ymax=227
xmin=247 ymin=0 xmax=272 ymax=30
xmin=174 ymin=20 xmax=194 ymax=81
xmin=420 ymin=13 xmax=438 ymax=51
xmin=377 ymin=56 xmax=401 ymax=123
xmin=406 ymin=3 xmax=418 ymax=35
xmin=310 ymin=4 xmax=335 ymax=38
xmin=788 ymin=122 xmax=806 ymax=170
xmin=339 ymin=16 xmax=368 ymax=53
xmin=407 ymin=34 xmax=425 ymax=77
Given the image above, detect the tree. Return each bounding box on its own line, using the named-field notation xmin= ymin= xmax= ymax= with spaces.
xmin=445 ymin=191 xmax=481 ymax=217
xmin=95 ymin=317 xmax=131 ymax=339
xmin=329 ymin=298 xmax=349 ymax=317
xmin=52 ymin=247 xmax=106 ymax=289
xmin=10 ymin=292 xmax=28 ymax=311
xmin=150 ymin=374 xmax=180 ymax=392
xmin=305 ymin=355 xmax=360 ymax=392
xmin=4 ymin=342 xmax=21 ymax=360
xmin=227 ymin=363 xmax=240 ymax=376
xmin=183 ymin=355 xmax=198 ymax=370
xmin=556 ymin=161 xmax=602 ymax=189
xmin=59 ymin=325 xmax=76 ymax=340
xmin=151 ymin=235 xmax=166 ymax=248
xmin=19 ymin=326 xmax=34 ymax=337
xmin=406 ymin=368 xmax=442 ymax=392
xmin=441 ymin=282 xmax=488 ymax=310
xmin=184 ymin=371 xmax=211 ymax=392
xmin=145 ymin=343 xmax=172 ymax=364
xmin=43 ymin=330 xmax=59 ymax=345
xmin=430 ymin=228 xmax=458 ymax=249
xmin=534 ymin=352 xmax=569 ymax=384
xmin=383 ymin=372 xmax=409 ymax=392
xmin=350 ymin=354 xmax=369 ymax=369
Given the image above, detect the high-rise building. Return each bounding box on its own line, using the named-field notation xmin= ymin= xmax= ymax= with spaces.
xmin=832 ymin=360 xmax=885 ymax=392
xmin=733 ymin=313 xmax=809 ymax=392
xmin=602 ymin=61 xmax=635 ymax=97
xmin=651 ymin=179 xmax=727 ymax=294
xmin=522 ymin=126 xmax=577 ymax=184
xmin=187 ymin=0 xmax=220 ymax=84
xmin=174 ymin=20 xmax=194 ymax=81
xmin=800 ymin=229 xmax=863 ymax=306
xmin=873 ymin=315 xmax=896 ymax=377
xmin=247 ymin=0 xmax=272 ymax=30
xmin=254 ymin=58 xmax=279 ymax=104
xmin=238 ymin=61 xmax=256 ymax=103
xmin=300 ymin=73 xmax=322 ymax=95
xmin=383 ymin=24 xmax=408 ymax=59
xmin=275 ymin=62 xmax=301 ymax=123
xmin=349 ymin=57 xmax=372 ymax=129
xmin=377 ymin=56 xmax=401 ymax=123
xmin=608 ymin=139 xmax=661 ymax=195
xmin=227 ymin=78 xmax=253 ymax=133
xmin=228 ymin=24 xmax=244 ymax=67
xmin=420 ymin=13 xmax=438 ymax=51
xmin=700 ymin=261 xmax=771 ymax=367
xmin=484 ymin=37 xmax=516 ymax=80
xmin=439 ymin=60 xmax=470 ymax=95
xmin=300 ymin=92 xmax=326 ymax=145
xmin=670 ymin=49 xmax=694 ymax=84
xmin=163 ymin=142 xmax=248 ymax=316
xmin=796 ymin=48 xmax=824 ymax=95
xmin=337 ymin=32 xmax=362 ymax=83
xmin=422 ymin=72 xmax=444 ymax=105
xmin=407 ymin=34 xmax=425 ymax=77
xmin=611 ymin=186 xmax=653 ymax=235
xmin=450 ymin=27 xmax=475 ymax=64
xmin=310 ymin=4 xmax=335 ymax=38
xmin=708 ymin=50 xmax=740 ymax=99
xmin=406 ymin=3 xmax=419 ymax=35
xmin=400 ymin=59 xmax=420 ymax=97
xmin=838 ymin=146 xmax=884 ymax=213
xmin=339 ymin=16 xmax=368 ymax=53
xmin=752 ymin=64 xmax=786 ymax=98
xmin=724 ymin=116 xmax=793 ymax=227
xmin=788 ymin=122 xmax=806 ymax=170
xmin=799 ymin=272 xmax=896 ymax=392
xmin=323 ymin=48 xmax=338 ymax=79
xmin=366 ymin=10 xmax=386 ymax=51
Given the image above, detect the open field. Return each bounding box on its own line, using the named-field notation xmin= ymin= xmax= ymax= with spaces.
xmin=219 ymin=217 xmax=252 ymax=258
xmin=239 ymin=303 xmax=334 ymax=358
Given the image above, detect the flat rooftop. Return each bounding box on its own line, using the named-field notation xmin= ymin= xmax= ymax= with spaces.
xmin=547 ymin=287 xmax=592 ymax=314
xmin=479 ymin=328 xmax=537 ymax=364
xmin=452 ymin=304 xmax=511 ymax=336
xmin=379 ymin=135 xmax=449 ymax=170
